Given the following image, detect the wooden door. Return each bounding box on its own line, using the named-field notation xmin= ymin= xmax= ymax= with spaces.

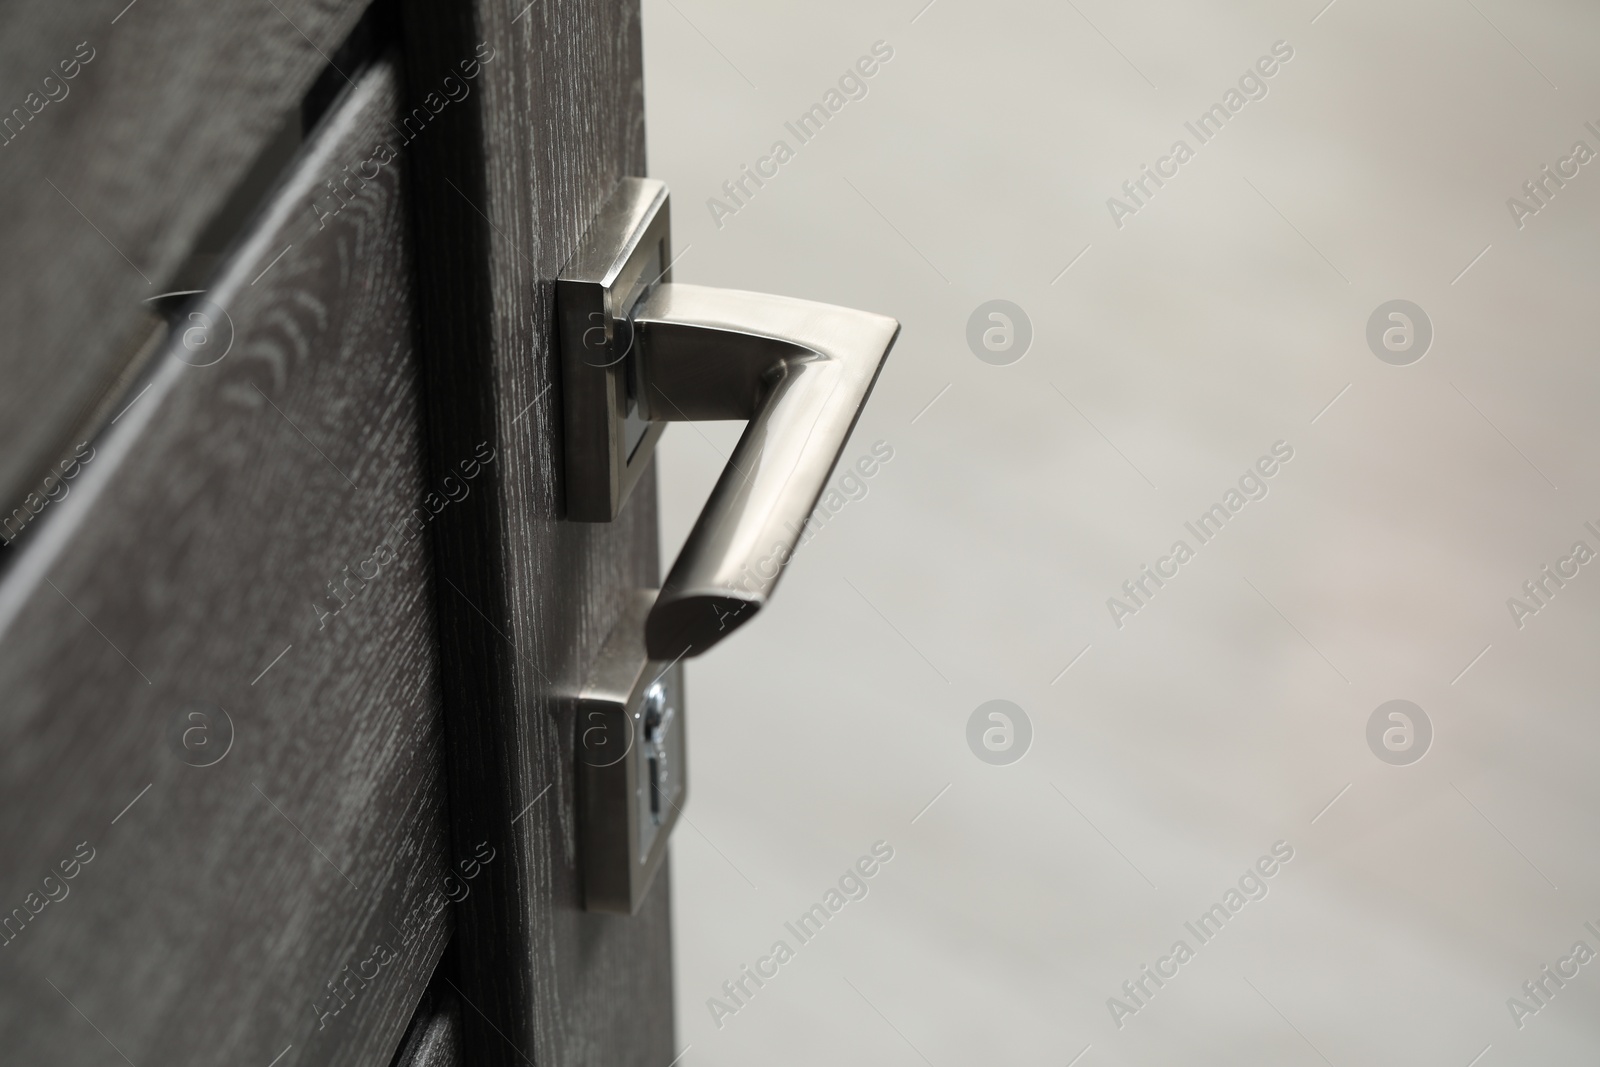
xmin=400 ymin=2 xmax=676 ymax=1065
xmin=0 ymin=2 xmax=673 ymax=1064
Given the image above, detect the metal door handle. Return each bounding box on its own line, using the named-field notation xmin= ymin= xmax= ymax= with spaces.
xmin=558 ymin=178 xmax=899 ymax=660
xmin=560 ymin=179 xmax=896 ymax=911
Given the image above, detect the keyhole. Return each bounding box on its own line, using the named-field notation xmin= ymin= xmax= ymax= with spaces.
xmin=643 ymin=682 xmax=672 ymax=825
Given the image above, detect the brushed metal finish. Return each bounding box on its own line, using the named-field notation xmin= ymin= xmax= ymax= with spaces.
xmin=575 ymin=589 xmax=687 ymax=914
xmin=632 ymin=283 xmax=899 ymax=659
xmin=556 ymin=177 xmax=671 ymax=523
xmin=557 ymin=179 xmax=899 ymax=660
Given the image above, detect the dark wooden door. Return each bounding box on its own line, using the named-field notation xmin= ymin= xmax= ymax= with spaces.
xmin=400 ymin=2 xmax=677 ymax=1065
xmin=0 ymin=2 xmax=673 ymax=1065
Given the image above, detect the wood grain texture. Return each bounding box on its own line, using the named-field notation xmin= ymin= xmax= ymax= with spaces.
xmin=399 ymin=0 xmax=676 ymax=1064
xmin=0 ymin=0 xmax=370 ymax=525
xmin=388 ymin=986 xmax=466 ymax=1067
xmin=0 ymin=57 xmax=453 ymax=1067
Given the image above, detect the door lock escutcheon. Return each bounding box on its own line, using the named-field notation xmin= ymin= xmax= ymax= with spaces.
xmin=559 ymin=178 xmax=898 ymax=912
xmin=576 ymin=591 xmax=686 ymax=915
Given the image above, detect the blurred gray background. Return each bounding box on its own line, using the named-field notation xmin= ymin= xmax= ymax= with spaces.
xmin=641 ymin=0 xmax=1600 ymax=1062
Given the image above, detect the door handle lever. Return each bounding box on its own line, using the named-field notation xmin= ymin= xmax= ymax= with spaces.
xmin=558 ymin=178 xmax=899 ymax=660
xmin=559 ymin=179 xmax=896 ymax=911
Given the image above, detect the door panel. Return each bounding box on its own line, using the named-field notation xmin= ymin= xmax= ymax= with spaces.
xmin=400 ymin=1 xmax=677 ymax=1064
xmin=0 ymin=0 xmax=372 ymax=514
xmin=0 ymin=54 xmax=452 ymax=1067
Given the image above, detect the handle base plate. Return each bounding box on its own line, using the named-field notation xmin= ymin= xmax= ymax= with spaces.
xmin=556 ymin=177 xmax=673 ymax=522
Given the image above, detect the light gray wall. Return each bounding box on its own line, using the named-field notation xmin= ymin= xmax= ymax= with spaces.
xmin=646 ymin=0 xmax=1600 ymax=1061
